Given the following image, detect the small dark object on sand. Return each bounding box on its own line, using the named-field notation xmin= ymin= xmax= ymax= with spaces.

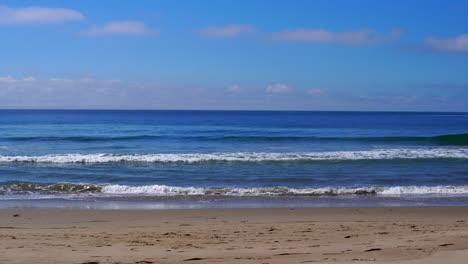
xmin=439 ymin=243 xmax=454 ymax=247
xmin=184 ymin=258 xmax=204 ymax=261
xmin=364 ymin=248 xmax=382 ymax=252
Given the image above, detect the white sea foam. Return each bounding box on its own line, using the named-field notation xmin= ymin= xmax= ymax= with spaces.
xmin=100 ymin=184 xmax=468 ymax=196
xmin=0 ymin=148 xmax=467 ymax=164
xmin=101 ymin=184 xmax=206 ymax=196
xmin=379 ymin=185 xmax=468 ymax=195
xmin=1 ymin=181 xmax=467 ymax=197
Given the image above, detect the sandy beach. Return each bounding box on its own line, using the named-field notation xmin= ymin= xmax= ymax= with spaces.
xmin=0 ymin=207 xmax=467 ymax=264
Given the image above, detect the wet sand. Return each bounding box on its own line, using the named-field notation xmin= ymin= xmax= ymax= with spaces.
xmin=1 ymin=207 xmax=467 ymax=263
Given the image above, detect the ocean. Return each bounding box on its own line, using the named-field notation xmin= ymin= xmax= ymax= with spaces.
xmin=0 ymin=110 xmax=467 ymax=209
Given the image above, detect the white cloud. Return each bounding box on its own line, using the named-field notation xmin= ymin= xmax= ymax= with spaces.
xmin=266 ymin=84 xmax=291 ymax=93
xmin=227 ymin=84 xmax=242 ymax=93
xmin=0 ymin=6 xmax=84 ymax=24
xmin=49 ymin=77 xmax=72 ymax=82
xmin=271 ymin=28 xmax=402 ymax=44
xmin=23 ymin=76 xmax=36 ymax=81
xmin=424 ymin=33 xmax=468 ymax=52
xmin=1 ymin=76 xmax=467 ymax=111
xmin=306 ymin=89 xmax=323 ymax=96
xmin=0 ymin=75 xmax=16 ymax=83
xmin=81 ymin=21 xmax=157 ymax=36
xmin=199 ymin=24 xmax=255 ymax=38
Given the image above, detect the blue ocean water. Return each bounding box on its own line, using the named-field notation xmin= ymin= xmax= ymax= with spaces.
xmin=0 ymin=110 xmax=467 ymax=208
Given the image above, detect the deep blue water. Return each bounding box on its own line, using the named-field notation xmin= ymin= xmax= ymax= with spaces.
xmin=0 ymin=110 xmax=467 ymax=207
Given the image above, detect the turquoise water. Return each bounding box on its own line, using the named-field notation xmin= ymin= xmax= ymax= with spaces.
xmin=0 ymin=110 xmax=467 ymax=207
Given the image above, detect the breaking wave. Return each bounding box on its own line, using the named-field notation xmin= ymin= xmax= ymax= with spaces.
xmin=0 ymin=148 xmax=467 ymax=164
xmin=1 ymin=181 xmax=467 ymax=197
xmin=101 ymin=184 xmax=468 ymax=196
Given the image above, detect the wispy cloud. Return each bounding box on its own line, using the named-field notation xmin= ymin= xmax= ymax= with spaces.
xmin=81 ymin=21 xmax=157 ymax=36
xmin=0 ymin=76 xmax=247 ymax=109
xmin=0 ymin=75 xmax=38 ymax=83
xmin=0 ymin=75 xmax=16 ymax=83
xmin=23 ymin=76 xmax=36 ymax=81
xmin=199 ymin=24 xmax=255 ymax=38
xmin=0 ymin=6 xmax=84 ymax=24
xmin=424 ymin=33 xmax=468 ymax=52
xmin=266 ymin=84 xmax=291 ymax=93
xmin=270 ymin=28 xmax=402 ymax=44
xmin=1 ymin=76 xmax=467 ymax=111
xmin=226 ymin=84 xmax=242 ymax=93
xmin=306 ymin=89 xmax=323 ymax=96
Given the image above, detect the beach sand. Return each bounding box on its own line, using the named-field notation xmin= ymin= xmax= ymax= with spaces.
xmin=1 ymin=207 xmax=467 ymax=264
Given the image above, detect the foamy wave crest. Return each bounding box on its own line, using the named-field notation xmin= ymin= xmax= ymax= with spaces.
xmin=380 ymin=185 xmax=468 ymax=195
xmin=101 ymin=185 xmax=379 ymax=196
xmin=101 ymin=185 xmax=380 ymax=196
xmin=101 ymin=184 xmax=468 ymax=196
xmin=0 ymin=148 xmax=467 ymax=164
xmin=0 ymin=182 xmax=101 ymax=194
xmin=2 ymin=182 xmax=467 ymax=196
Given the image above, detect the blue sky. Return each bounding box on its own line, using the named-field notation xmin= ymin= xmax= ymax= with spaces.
xmin=0 ymin=0 xmax=467 ymax=111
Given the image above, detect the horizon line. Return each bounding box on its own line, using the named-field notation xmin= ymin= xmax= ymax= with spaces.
xmin=1 ymin=108 xmax=467 ymax=113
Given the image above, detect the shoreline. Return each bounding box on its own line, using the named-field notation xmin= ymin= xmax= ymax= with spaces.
xmin=1 ymin=206 xmax=467 ymax=263
xmin=2 ymin=195 xmax=468 ymax=210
